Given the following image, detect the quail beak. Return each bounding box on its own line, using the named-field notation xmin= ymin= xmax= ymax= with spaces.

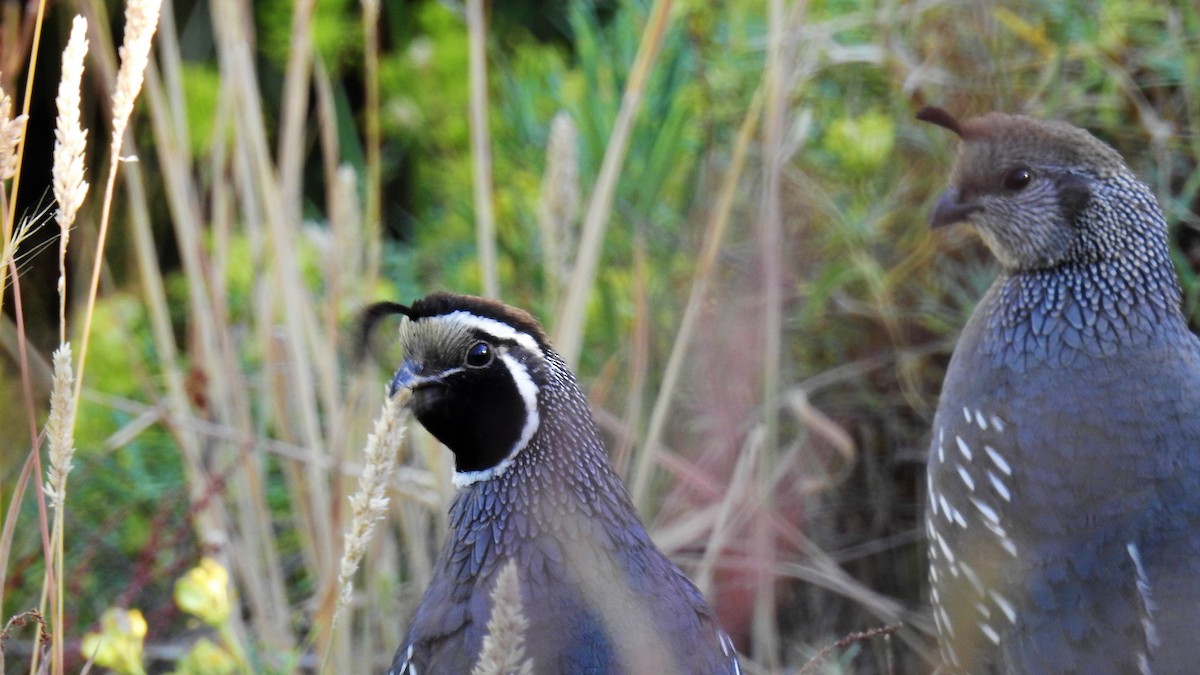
xmin=929 ymin=187 xmax=981 ymax=229
xmin=389 ymin=359 xmax=436 ymax=398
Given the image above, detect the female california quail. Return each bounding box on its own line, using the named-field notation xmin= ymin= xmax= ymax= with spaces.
xmin=918 ymin=107 xmax=1200 ymax=673
xmin=364 ymin=292 xmax=739 ymax=674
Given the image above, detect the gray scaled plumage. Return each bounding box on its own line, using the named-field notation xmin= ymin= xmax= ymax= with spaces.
xmin=367 ymin=292 xmax=739 ymax=675
xmin=919 ymin=107 xmax=1200 ymax=674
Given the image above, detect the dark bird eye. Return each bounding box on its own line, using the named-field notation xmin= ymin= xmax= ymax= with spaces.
xmin=465 ymin=342 xmax=493 ymax=367
xmin=1003 ymin=167 xmax=1033 ymax=191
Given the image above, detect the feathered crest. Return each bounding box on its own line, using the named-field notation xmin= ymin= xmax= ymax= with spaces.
xmin=355 ymin=301 xmax=413 ymax=363
xmin=916 ymin=106 xmax=964 ymax=137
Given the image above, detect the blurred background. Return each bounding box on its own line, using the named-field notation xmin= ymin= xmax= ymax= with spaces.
xmin=3 ymin=0 xmax=1200 ymax=672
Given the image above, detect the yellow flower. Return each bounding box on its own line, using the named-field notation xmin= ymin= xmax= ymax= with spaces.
xmin=824 ymin=111 xmax=896 ymax=175
xmin=173 ymin=637 xmax=238 ymax=675
xmin=80 ymin=607 xmax=147 ymax=675
xmin=174 ymin=557 xmax=231 ymax=626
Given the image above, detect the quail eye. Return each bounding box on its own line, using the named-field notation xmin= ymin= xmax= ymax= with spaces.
xmin=465 ymin=342 xmax=493 ymax=368
xmin=1003 ymin=167 xmax=1033 ymax=191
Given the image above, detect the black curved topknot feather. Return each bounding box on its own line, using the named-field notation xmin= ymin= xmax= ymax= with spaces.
xmin=916 ymin=105 xmax=965 ymax=137
xmin=354 ymin=301 xmax=412 ymax=364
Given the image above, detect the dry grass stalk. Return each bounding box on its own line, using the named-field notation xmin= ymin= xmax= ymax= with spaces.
xmin=332 ymin=389 xmax=410 ymax=628
xmin=74 ymin=0 xmax=163 ymax=409
xmin=536 ymin=111 xmax=579 ymax=300
xmin=466 ymin=0 xmax=499 ymax=298
xmin=110 ymin=0 xmax=162 ymax=155
xmin=552 ymin=0 xmax=675 ymax=368
xmin=43 ymin=345 xmax=77 ymax=511
xmin=43 ymin=343 xmax=77 ymax=675
xmin=0 ymin=215 xmax=34 ymax=286
xmin=54 ymin=16 xmax=90 ymax=342
xmin=0 ymin=85 xmax=27 ymax=182
xmin=471 ymin=559 xmax=533 ymax=675
xmin=796 ymin=625 xmax=900 ymax=675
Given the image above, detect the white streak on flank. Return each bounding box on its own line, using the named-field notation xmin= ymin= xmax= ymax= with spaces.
xmin=979 ymin=622 xmax=1001 ymax=645
xmin=937 ymin=605 xmax=956 ymax=639
xmin=956 ymin=436 xmax=973 ymax=461
xmin=959 ymin=561 xmax=984 ymax=594
xmin=985 ymin=445 xmax=1012 ymax=476
xmin=962 ymin=406 xmax=972 ymax=423
xmin=929 ymin=486 xmax=939 ymax=516
xmin=937 ymin=427 xmax=946 ymax=463
xmin=951 ymin=505 xmax=967 ymax=528
xmin=1138 ymin=652 xmax=1152 ymax=675
xmin=988 ymin=470 xmax=1012 ymax=502
xmin=938 ymin=494 xmax=952 ymax=522
xmin=719 ymin=630 xmax=741 ymax=674
xmin=441 ymin=312 xmax=544 ymax=355
xmin=956 ymin=463 xmax=976 ymax=491
xmin=453 ymin=352 xmax=541 ymax=487
xmin=975 ymin=602 xmax=991 ymax=619
xmin=970 ymin=497 xmax=1000 ymax=525
xmin=989 ymin=590 xmax=1017 ymax=624
xmin=935 ymin=530 xmax=957 ymax=565
xmin=975 ymin=409 xmax=988 ymax=430
xmin=979 ymin=514 xmax=1017 ymax=557
xmin=1127 ymin=542 xmax=1160 ymax=649
xmin=944 ymin=640 xmax=961 ymax=667
xmin=990 ymin=415 xmax=1006 ymax=432
xmin=393 ymin=644 xmax=415 ymax=675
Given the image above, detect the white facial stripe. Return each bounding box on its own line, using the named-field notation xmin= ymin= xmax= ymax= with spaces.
xmin=452 ymin=351 xmax=541 ymax=487
xmin=441 ymin=311 xmax=543 ymax=355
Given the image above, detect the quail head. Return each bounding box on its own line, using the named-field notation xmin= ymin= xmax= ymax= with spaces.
xmin=918 ymin=106 xmax=1200 ymax=674
xmin=363 ymin=292 xmax=739 ymax=675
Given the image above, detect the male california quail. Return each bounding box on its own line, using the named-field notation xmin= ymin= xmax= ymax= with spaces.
xmin=918 ymin=106 xmax=1200 ymax=673
xmin=363 ymin=292 xmax=739 ymax=674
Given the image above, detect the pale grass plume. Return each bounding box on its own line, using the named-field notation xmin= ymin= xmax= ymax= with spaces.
xmin=55 ymin=16 xmax=91 ymax=337
xmin=44 ymin=343 xmax=77 ymax=510
xmin=471 ymin=559 xmax=533 ymax=675
xmin=333 ymin=389 xmax=411 ymax=627
xmin=536 ymin=111 xmax=580 ymax=291
xmin=0 ymin=82 xmax=29 ymax=180
xmin=0 ymin=214 xmax=35 ymax=281
xmin=110 ymin=0 xmax=163 ymax=155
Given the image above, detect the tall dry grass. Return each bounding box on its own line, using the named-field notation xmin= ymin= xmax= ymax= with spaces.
xmin=1 ymin=1 xmax=1197 ymax=674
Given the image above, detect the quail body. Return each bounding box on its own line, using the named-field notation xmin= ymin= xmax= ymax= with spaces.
xmin=920 ymin=108 xmax=1200 ymax=673
xmin=370 ymin=292 xmax=739 ymax=675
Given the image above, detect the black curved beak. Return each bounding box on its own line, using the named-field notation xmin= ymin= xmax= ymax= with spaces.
xmin=929 ymin=187 xmax=980 ymax=229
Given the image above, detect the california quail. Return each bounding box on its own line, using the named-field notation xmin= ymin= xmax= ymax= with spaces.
xmin=364 ymin=292 xmax=739 ymax=674
xmin=918 ymin=106 xmax=1200 ymax=673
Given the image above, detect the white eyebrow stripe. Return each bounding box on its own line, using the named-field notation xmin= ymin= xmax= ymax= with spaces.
xmin=440 ymin=312 xmax=544 ymax=354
